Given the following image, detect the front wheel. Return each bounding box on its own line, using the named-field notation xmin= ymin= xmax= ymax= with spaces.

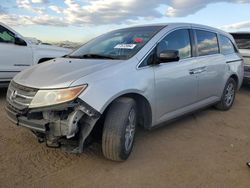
xmin=215 ymin=78 xmax=237 ymax=111
xmin=102 ymin=97 xmax=137 ymax=161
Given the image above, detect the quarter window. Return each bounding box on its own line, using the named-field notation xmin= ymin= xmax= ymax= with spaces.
xmin=196 ymin=30 xmax=219 ymax=56
xmin=0 ymin=25 xmax=15 ymax=43
xmin=157 ymin=29 xmax=192 ymax=60
xmin=140 ymin=48 xmax=155 ymax=67
xmin=220 ymin=35 xmax=236 ymax=55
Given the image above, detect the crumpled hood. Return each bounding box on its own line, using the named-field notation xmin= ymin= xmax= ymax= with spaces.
xmin=13 ymin=58 xmax=122 ymax=89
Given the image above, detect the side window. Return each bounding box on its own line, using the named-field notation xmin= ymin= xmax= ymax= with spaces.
xmin=157 ymin=29 xmax=191 ymax=59
xmin=195 ymin=30 xmax=219 ymax=56
xmin=0 ymin=25 xmax=15 ymax=44
xmin=219 ymin=35 xmax=236 ymax=55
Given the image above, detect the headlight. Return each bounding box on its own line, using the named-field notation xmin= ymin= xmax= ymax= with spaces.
xmin=29 ymin=85 xmax=87 ymax=108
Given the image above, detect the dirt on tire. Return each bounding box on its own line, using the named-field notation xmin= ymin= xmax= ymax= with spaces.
xmin=1 ymin=86 xmax=250 ymax=188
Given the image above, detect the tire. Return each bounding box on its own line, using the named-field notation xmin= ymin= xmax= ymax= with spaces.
xmin=215 ymin=78 xmax=237 ymax=111
xmin=102 ymin=97 xmax=137 ymax=161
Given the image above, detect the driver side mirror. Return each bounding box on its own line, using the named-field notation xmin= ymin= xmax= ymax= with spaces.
xmin=15 ymin=37 xmax=27 ymax=46
xmin=157 ymin=50 xmax=180 ymax=63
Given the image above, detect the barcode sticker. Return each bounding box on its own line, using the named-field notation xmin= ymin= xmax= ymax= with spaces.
xmin=114 ymin=44 xmax=136 ymax=49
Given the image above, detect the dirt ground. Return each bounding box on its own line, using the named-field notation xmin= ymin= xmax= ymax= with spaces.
xmin=0 ymin=86 xmax=250 ymax=188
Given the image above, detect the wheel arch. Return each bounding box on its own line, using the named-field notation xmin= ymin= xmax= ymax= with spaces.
xmin=100 ymin=92 xmax=153 ymax=130
xmin=118 ymin=93 xmax=152 ymax=129
xmin=85 ymin=92 xmax=153 ymax=145
xmin=229 ymin=74 xmax=239 ymax=89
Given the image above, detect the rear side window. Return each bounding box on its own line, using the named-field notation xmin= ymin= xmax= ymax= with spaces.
xmin=157 ymin=29 xmax=191 ymax=59
xmin=219 ymin=35 xmax=236 ymax=55
xmin=195 ymin=30 xmax=219 ymax=56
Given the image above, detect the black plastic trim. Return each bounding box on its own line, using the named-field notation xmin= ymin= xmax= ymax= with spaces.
xmin=0 ymin=71 xmax=21 ymax=73
xmin=226 ymin=59 xmax=243 ymax=64
xmin=5 ymin=105 xmax=47 ymax=133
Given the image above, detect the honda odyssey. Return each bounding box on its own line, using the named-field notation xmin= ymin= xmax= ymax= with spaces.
xmin=6 ymin=23 xmax=244 ymax=161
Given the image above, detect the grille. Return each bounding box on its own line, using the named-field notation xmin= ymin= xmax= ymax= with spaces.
xmin=6 ymin=81 xmax=38 ymax=112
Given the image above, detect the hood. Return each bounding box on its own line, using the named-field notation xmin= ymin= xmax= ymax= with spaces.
xmin=25 ymin=37 xmax=41 ymax=44
xmin=30 ymin=43 xmax=72 ymax=54
xmin=13 ymin=58 xmax=122 ymax=89
xmin=25 ymin=37 xmax=71 ymax=53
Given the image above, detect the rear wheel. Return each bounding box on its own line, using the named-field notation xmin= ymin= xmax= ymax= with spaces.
xmin=215 ymin=78 xmax=237 ymax=111
xmin=102 ymin=97 xmax=137 ymax=161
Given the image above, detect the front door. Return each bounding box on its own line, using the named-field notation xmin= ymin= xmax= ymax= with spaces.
xmin=154 ymin=29 xmax=198 ymax=124
xmin=0 ymin=25 xmax=33 ymax=82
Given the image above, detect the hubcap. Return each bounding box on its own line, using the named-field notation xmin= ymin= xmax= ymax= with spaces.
xmin=124 ymin=109 xmax=136 ymax=152
xmin=224 ymin=82 xmax=235 ymax=106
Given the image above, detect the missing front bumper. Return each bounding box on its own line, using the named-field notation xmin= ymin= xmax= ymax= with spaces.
xmin=5 ymin=99 xmax=101 ymax=153
xmin=5 ymin=105 xmax=48 ymax=132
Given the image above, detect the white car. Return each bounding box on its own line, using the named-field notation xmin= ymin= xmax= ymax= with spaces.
xmin=231 ymin=32 xmax=250 ymax=84
xmin=0 ymin=22 xmax=72 ymax=87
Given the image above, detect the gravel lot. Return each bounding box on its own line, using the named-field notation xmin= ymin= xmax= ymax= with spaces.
xmin=0 ymin=86 xmax=250 ymax=188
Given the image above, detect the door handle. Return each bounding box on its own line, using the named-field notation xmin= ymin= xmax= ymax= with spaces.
xmin=189 ymin=66 xmax=207 ymax=75
xmin=189 ymin=70 xmax=198 ymax=75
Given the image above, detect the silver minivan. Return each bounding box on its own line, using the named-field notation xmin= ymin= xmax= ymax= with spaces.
xmin=6 ymin=23 xmax=244 ymax=161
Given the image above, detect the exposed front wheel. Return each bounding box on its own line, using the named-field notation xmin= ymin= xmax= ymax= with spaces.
xmin=215 ymin=78 xmax=237 ymax=111
xmin=102 ymin=97 xmax=137 ymax=161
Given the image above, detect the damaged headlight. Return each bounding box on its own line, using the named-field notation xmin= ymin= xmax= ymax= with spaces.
xmin=29 ymin=85 xmax=87 ymax=108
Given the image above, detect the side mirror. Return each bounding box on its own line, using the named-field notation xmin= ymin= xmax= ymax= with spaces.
xmin=15 ymin=37 xmax=27 ymax=46
xmin=157 ymin=50 xmax=179 ymax=63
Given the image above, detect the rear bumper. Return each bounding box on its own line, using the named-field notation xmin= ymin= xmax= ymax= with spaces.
xmin=0 ymin=81 xmax=10 ymax=88
xmin=244 ymin=65 xmax=250 ymax=84
xmin=5 ymin=105 xmax=48 ymax=133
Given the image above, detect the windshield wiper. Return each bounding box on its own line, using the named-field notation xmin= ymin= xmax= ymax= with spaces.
xmin=64 ymin=54 xmax=116 ymax=59
xmin=82 ymin=54 xmax=116 ymax=59
xmin=62 ymin=55 xmax=85 ymax=59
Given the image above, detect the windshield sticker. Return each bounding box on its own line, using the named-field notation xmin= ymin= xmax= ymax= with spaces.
xmin=114 ymin=44 xmax=136 ymax=49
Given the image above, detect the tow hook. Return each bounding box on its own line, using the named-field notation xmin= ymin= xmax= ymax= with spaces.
xmin=38 ymin=137 xmax=44 ymax=143
xmin=46 ymin=140 xmax=61 ymax=148
xmin=31 ymin=130 xmax=45 ymax=143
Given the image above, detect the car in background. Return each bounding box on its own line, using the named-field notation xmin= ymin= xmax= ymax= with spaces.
xmin=6 ymin=23 xmax=244 ymax=161
xmin=231 ymin=32 xmax=250 ymax=84
xmin=0 ymin=22 xmax=72 ymax=87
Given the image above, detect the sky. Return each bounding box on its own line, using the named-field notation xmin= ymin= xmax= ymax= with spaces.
xmin=0 ymin=0 xmax=250 ymax=43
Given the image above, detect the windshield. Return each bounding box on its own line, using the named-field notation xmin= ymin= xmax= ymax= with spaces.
xmin=231 ymin=33 xmax=250 ymax=49
xmin=68 ymin=26 xmax=165 ymax=60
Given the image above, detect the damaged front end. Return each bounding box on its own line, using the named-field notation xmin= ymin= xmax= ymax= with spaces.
xmin=5 ymin=81 xmax=101 ymax=153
